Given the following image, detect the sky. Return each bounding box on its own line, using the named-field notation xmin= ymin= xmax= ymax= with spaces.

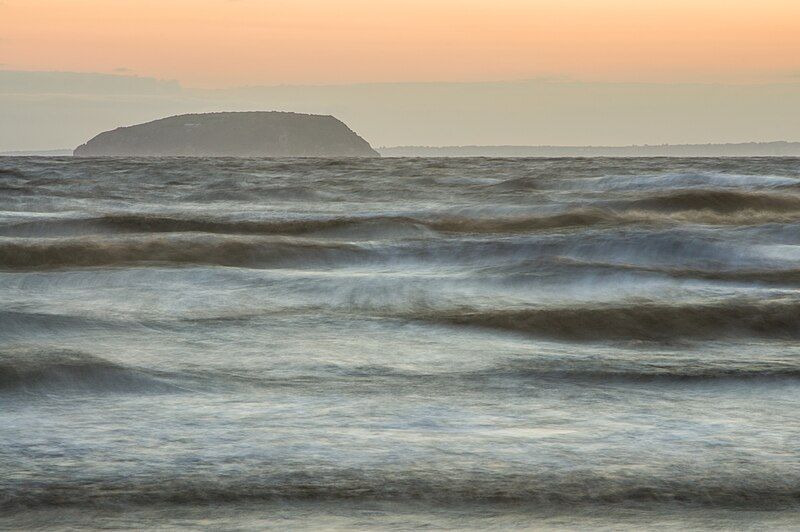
xmin=1 ymin=0 xmax=799 ymax=87
xmin=1 ymin=0 xmax=799 ymax=150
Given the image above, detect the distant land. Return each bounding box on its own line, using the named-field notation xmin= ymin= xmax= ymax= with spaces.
xmin=379 ymin=142 xmax=800 ymax=157
xmin=0 ymin=149 xmax=73 ymax=156
xmin=73 ymin=112 xmax=379 ymax=157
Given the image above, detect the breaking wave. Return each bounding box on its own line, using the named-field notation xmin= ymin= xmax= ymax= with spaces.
xmin=565 ymin=171 xmax=800 ymax=191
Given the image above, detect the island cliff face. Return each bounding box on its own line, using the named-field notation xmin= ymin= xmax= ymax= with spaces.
xmin=74 ymin=112 xmax=379 ymax=157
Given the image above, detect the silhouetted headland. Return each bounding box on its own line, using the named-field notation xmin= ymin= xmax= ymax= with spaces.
xmin=73 ymin=112 xmax=379 ymax=157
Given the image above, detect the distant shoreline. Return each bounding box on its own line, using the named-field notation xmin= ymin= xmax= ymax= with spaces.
xmin=0 ymin=149 xmax=73 ymax=157
xmin=379 ymin=142 xmax=800 ymax=158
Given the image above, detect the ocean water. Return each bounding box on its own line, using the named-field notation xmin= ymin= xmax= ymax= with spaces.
xmin=2 ymin=156 xmax=800 ymax=530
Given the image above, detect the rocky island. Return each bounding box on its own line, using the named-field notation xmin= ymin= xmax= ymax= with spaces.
xmin=73 ymin=112 xmax=379 ymax=157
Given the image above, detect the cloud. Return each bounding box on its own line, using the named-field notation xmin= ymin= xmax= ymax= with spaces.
xmin=114 ymin=67 xmax=133 ymax=74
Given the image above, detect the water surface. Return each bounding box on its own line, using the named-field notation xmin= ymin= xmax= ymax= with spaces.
xmin=2 ymin=157 xmax=800 ymax=529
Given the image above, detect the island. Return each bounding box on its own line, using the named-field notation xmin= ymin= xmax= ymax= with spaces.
xmin=73 ymin=112 xmax=379 ymax=157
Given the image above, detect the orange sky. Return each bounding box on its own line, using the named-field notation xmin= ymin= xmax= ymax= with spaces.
xmin=1 ymin=0 xmax=799 ymax=87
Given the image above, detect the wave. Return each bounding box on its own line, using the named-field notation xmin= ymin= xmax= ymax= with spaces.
xmin=465 ymin=359 xmax=800 ymax=383
xmin=1 ymin=228 xmax=795 ymax=276
xmin=323 ymin=361 xmax=800 ymax=385
xmin=0 ymin=235 xmax=367 ymax=270
xmin=0 ymin=167 xmax=26 ymax=179
xmin=609 ymin=263 xmax=800 ymax=286
xmin=4 ymin=202 xmax=799 ymax=240
xmin=3 ymin=470 xmax=799 ymax=510
xmin=419 ymin=298 xmax=800 ymax=341
xmin=183 ymin=184 xmax=327 ymax=202
xmin=0 ymin=185 xmax=29 ymax=195
xmin=624 ymin=189 xmax=800 ymax=214
xmin=0 ymin=168 xmax=30 ymax=195
xmin=238 ymin=362 xmax=800 ymax=393
xmin=0 ymin=213 xmax=437 ymax=238
xmin=485 ymin=256 xmax=800 ymax=286
xmin=0 ymin=348 xmax=179 ymax=394
xmin=565 ymin=171 xmax=800 ymax=192
xmin=0 ymin=311 xmax=113 ymax=339
xmin=0 ymin=211 xmax=600 ymax=238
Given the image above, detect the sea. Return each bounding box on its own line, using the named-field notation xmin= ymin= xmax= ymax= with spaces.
xmin=1 ymin=156 xmax=800 ymax=530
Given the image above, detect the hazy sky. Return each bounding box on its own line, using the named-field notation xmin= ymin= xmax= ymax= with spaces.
xmin=2 ymin=0 xmax=799 ymax=87
xmin=2 ymin=1 xmax=800 ymax=150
